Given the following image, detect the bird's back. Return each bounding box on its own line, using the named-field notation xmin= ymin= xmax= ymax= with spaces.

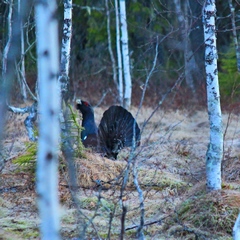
xmin=98 ymin=106 xmax=141 ymax=159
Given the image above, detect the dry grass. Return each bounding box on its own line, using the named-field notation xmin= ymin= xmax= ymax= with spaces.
xmin=1 ymin=106 xmax=240 ymax=239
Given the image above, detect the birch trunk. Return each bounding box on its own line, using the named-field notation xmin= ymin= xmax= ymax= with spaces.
xmin=233 ymin=213 xmax=240 ymax=239
xmin=203 ymin=0 xmax=223 ymax=191
xmin=59 ymin=0 xmax=72 ymax=98
xmin=119 ymin=0 xmax=131 ymax=109
xmin=58 ymin=0 xmax=78 ymax=191
xmin=18 ymin=0 xmax=27 ymax=101
xmin=2 ymin=0 xmax=13 ymax=77
xmin=35 ymin=0 xmax=60 ymax=239
xmin=115 ymin=0 xmax=123 ymax=105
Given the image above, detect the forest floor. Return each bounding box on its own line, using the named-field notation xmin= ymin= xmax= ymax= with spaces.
xmin=1 ymin=105 xmax=240 ymax=240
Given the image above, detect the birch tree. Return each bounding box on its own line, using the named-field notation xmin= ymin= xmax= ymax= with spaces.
xmin=119 ymin=0 xmax=132 ymax=109
xmin=58 ymin=0 xmax=78 ymax=192
xmin=35 ymin=0 xmax=61 ymax=239
xmin=115 ymin=0 xmax=124 ymax=105
xmin=18 ymin=0 xmax=27 ymax=101
xmin=59 ymin=0 xmax=72 ymax=99
xmin=233 ymin=213 xmax=240 ymax=240
xmin=203 ymin=0 xmax=223 ymax=191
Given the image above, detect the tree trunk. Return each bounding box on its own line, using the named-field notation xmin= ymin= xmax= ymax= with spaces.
xmin=115 ymin=0 xmax=124 ymax=105
xmin=203 ymin=0 xmax=223 ymax=191
xmin=59 ymin=0 xmax=72 ymax=100
xmin=18 ymin=0 xmax=27 ymax=101
xmin=119 ymin=0 xmax=132 ymax=109
xmin=228 ymin=0 xmax=240 ymax=72
xmin=173 ymin=0 xmax=198 ymax=92
xmin=105 ymin=0 xmax=118 ymax=90
xmin=233 ymin=213 xmax=240 ymax=239
xmin=35 ymin=0 xmax=61 ymax=239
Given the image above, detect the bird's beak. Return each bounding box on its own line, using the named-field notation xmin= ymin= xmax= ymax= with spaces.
xmin=76 ymin=99 xmax=82 ymax=105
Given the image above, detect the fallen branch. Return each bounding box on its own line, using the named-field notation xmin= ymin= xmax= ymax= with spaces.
xmin=125 ymin=215 xmax=168 ymax=231
xmin=8 ymin=101 xmax=38 ymax=141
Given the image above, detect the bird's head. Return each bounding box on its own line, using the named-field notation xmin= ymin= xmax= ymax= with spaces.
xmin=76 ymin=99 xmax=94 ymax=115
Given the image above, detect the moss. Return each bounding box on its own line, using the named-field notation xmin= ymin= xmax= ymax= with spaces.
xmin=176 ymin=191 xmax=239 ymax=235
xmin=78 ymin=196 xmax=114 ymax=212
xmin=0 ymin=217 xmax=39 ymax=239
xmin=136 ymin=168 xmax=188 ymax=191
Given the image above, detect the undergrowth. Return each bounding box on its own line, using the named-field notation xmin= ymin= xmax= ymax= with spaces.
xmin=176 ymin=191 xmax=239 ymax=236
xmin=13 ymin=105 xmax=85 ymax=171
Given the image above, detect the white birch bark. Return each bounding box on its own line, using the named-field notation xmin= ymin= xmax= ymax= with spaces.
xmin=203 ymin=0 xmax=223 ymax=191
xmin=2 ymin=0 xmax=13 ymax=77
xmin=119 ymin=0 xmax=131 ymax=109
xmin=58 ymin=0 xmax=78 ymax=191
xmin=233 ymin=213 xmax=240 ymax=240
xmin=18 ymin=0 xmax=27 ymax=101
xmin=115 ymin=0 xmax=124 ymax=105
xmin=35 ymin=0 xmax=60 ymax=239
xmin=59 ymin=0 xmax=72 ymax=95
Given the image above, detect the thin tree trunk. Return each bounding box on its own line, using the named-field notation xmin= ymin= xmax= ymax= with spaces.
xmin=203 ymin=0 xmax=223 ymax=191
xmin=1 ymin=0 xmax=28 ymax=171
xmin=105 ymin=0 xmax=118 ymax=88
xmin=58 ymin=0 xmax=78 ymax=198
xmin=173 ymin=0 xmax=196 ymax=92
xmin=18 ymin=0 xmax=27 ymax=101
xmin=115 ymin=0 xmax=123 ymax=106
xmin=228 ymin=0 xmax=240 ymax=72
xmin=59 ymin=0 xmax=72 ymax=99
xmin=35 ymin=0 xmax=61 ymax=239
xmin=119 ymin=0 xmax=131 ymax=109
xmin=2 ymin=0 xmax=13 ymax=78
xmin=233 ymin=213 xmax=240 ymax=239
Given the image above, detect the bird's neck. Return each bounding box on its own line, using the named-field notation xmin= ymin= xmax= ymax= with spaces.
xmin=81 ymin=113 xmax=98 ymax=140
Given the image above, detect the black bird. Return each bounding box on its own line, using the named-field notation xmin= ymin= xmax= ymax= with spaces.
xmin=76 ymin=99 xmax=141 ymax=159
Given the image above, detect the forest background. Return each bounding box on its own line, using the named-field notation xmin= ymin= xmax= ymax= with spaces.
xmin=0 ymin=0 xmax=238 ymax=108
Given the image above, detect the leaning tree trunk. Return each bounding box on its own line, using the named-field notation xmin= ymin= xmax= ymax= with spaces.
xmin=203 ymin=0 xmax=223 ymax=191
xmin=119 ymin=0 xmax=132 ymax=109
xmin=233 ymin=213 xmax=240 ymax=239
xmin=35 ymin=0 xmax=61 ymax=239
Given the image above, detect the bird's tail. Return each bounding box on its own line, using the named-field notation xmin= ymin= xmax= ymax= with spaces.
xmin=98 ymin=106 xmax=141 ymax=159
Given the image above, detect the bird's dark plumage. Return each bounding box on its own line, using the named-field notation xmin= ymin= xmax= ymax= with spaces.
xmin=76 ymin=99 xmax=141 ymax=159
